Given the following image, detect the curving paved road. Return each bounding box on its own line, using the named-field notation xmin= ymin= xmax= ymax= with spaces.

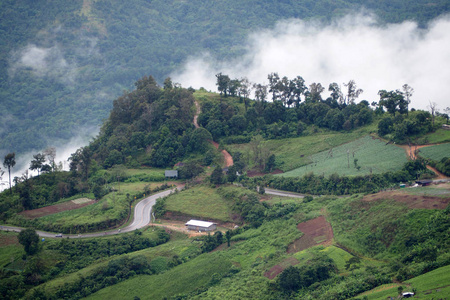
xmin=0 ymin=187 xmax=181 ymax=239
xmin=264 ymin=188 xmax=304 ymax=198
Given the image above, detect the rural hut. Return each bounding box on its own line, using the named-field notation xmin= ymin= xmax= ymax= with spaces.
xmin=185 ymin=220 xmax=217 ymax=232
xmin=165 ymin=170 xmax=178 ymax=178
xmin=415 ymin=180 xmax=432 ymax=186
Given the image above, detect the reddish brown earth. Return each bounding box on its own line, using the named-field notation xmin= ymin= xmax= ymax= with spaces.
xmin=265 ymin=215 xmax=334 ymax=279
xmin=0 ymin=233 xmax=20 ymax=247
xmin=287 ymin=215 xmax=334 ymax=254
xmin=247 ymin=169 xmax=283 ymax=177
xmin=211 ymin=141 xmax=234 ymax=167
xmin=398 ymin=143 xmax=449 ymax=179
xmin=264 ymin=257 xmax=300 ymax=279
xmin=19 ymin=199 xmax=95 ymax=219
xmin=193 ymin=100 xmax=233 ymax=167
xmin=193 ymin=100 xmax=201 ymax=129
xmin=362 ymin=187 xmax=450 ymax=210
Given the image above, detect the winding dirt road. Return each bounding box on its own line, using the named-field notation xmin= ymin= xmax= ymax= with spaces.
xmin=398 ymin=143 xmax=449 ymax=179
xmin=193 ymin=100 xmax=233 ymax=168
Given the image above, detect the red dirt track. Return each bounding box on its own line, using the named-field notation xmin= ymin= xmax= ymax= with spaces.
xmin=362 ymin=189 xmax=450 ymax=209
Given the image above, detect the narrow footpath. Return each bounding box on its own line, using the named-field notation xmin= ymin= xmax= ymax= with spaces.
xmin=193 ymin=100 xmax=233 ymax=168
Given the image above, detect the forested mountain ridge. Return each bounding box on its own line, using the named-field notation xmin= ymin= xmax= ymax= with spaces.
xmin=1 ymin=0 xmax=450 ymax=158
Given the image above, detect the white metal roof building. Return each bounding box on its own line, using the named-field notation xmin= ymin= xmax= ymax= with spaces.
xmin=185 ymin=220 xmax=217 ymax=232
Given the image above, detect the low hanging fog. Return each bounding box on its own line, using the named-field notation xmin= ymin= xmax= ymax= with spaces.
xmin=3 ymin=12 xmax=449 ymax=190
xmin=172 ymin=12 xmax=450 ymax=111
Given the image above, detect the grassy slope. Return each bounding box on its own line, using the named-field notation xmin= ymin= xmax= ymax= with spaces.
xmin=228 ymin=124 xmax=377 ymax=172
xmin=357 ymin=265 xmax=450 ymax=300
xmin=86 ymin=252 xmax=232 ymax=300
xmin=15 ymin=170 xmax=172 ymax=231
xmin=417 ymin=142 xmax=450 ymax=161
xmin=16 ymin=184 xmax=449 ymax=299
xmin=280 ymin=135 xmax=407 ymax=177
xmin=0 ymin=232 xmax=23 ymax=268
xmin=164 ymin=185 xmax=233 ymax=222
xmin=36 ymin=231 xmax=198 ymax=296
xmin=417 ymin=128 xmax=450 ymax=144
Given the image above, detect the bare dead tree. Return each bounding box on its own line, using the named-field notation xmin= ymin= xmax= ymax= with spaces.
xmin=428 ymin=101 xmax=438 ymax=126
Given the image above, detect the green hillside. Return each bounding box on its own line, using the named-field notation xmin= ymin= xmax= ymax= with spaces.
xmin=1 ymin=0 xmax=449 ymax=155
xmin=10 ymin=184 xmax=447 ymax=300
xmin=280 ymin=135 xmax=408 ymax=177
xmin=418 ymin=143 xmax=450 ymax=161
xmin=0 ymin=24 xmax=449 ymax=298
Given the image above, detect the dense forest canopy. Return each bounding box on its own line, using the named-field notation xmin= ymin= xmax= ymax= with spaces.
xmin=1 ymin=0 xmax=449 ymax=158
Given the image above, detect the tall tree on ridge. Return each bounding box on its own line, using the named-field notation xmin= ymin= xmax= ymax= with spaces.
xmin=307 ymin=82 xmax=325 ymax=103
xmin=43 ymin=147 xmax=56 ymax=171
xmin=343 ymin=80 xmax=363 ymax=105
xmin=428 ymin=101 xmax=438 ymax=126
xmin=30 ymin=153 xmax=46 ymax=176
xmin=215 ymin=73 xmax=230 ymax=97
xmin=402 ymin=84 xmax=414 ymax=115
xmin=3 ymin=152 xmax=16 ymax=194
xmin=268 ymin=72 xmax=280 ymax=101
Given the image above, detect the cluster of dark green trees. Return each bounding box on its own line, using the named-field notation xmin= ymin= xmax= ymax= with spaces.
xmin=205 ymin=74 xmax=374 ymax=143
xmin=252 ymin=158 xmax=430 ymax=195
xmin=430 ymin=157 xmax=450 ymax=176
xmin=277 ymin=255 xmax=337 ymax=293
xmin=84 ymin=76 xmax=211 ymax=169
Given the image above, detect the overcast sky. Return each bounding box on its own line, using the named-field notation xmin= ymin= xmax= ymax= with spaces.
xmin=172 ymin=12 xmax=450 ymax=111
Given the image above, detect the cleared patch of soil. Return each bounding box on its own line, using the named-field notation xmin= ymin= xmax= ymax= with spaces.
xmin=265 ymin=216 xmax=334 ymax=279
xmin=0 ymin=233 xmax=20 ymax=247
xmin=19 ymin=199 xmax=95 ymax=219
xmin=264 ymin=257 xmax=300 ymax=279
xmin=362 ymin=190 xmax=449 ymax=209
xmin=287 ymin=215 xmax=334 ymax=254
xmin=247 ymin=169 xmax=283 ymax=177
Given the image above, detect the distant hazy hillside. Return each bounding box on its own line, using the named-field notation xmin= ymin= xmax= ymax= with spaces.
xmin=1 ymin=0 xmax=449 ymax=156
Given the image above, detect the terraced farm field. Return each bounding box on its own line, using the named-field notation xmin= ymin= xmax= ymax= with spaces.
xmin=279 ymin=135 xmax=408 ymax=177
xmin=417 ymin=143 xmax=450 ymax=161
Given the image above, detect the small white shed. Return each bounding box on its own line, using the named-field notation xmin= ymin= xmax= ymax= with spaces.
xmin=185 ymin=220 xmax=217 ymax=232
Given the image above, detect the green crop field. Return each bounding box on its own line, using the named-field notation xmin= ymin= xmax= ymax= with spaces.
xmin=227 ymin=126 xmax=376 ymax=172
xmin=279 ymin=135 xmax=407 ymax=177
xmin=0 ymin=232 xmax=23 ymax=268
xmin=165 ymin=185 xmax=233 ymax=222
xmin=85 ymin=252 xmax=232 ymax=300
xmin=417 ymin=143 xmax=450 ymax=161
xmin=356 ymin=265 xmax=450 ymax=299
xmin=320 ymin=246 xmax=354 ymax=272
xmin=37 ymin=232 xmax=198 ymax=297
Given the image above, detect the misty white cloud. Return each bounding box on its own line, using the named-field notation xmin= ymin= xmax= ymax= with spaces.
xmin=8 ymin=26 xmax=101 ymax=85
xmin=171 ymin=13 xmax=450 ymax=111
xmin=0 ymin=127 xmax=97 ymax=192
xmin=9 ymin=43 xmax=77 ymax=84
